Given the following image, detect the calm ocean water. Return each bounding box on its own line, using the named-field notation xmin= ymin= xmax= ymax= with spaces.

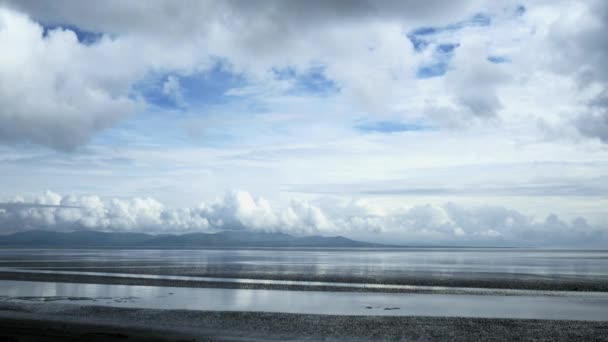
xmin=1 ymin=248 xmax=607 ymax=320
xmin=0 ymin=248 xmax=606 ymax=279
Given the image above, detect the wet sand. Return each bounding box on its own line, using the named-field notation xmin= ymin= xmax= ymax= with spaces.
xmin=1 ymin=269 xmax=606 ymax=293
xmin=1 ymin=302 xmax=607 ymax=342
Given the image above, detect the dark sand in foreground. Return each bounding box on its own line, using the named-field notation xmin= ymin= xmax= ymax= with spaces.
xmin=1 ymin=302 xmax=607 ymax=342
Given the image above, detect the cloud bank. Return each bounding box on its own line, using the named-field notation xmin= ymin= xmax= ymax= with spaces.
xmin=1 ymin=190 xmax=605 ymax=247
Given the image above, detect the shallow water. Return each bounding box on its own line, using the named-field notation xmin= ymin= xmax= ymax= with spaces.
xmin=1 ymin=248 xmax=607 ymax=280
xmin=2 ymin=267 xmax=605 ymax=296
xmin=1 ymin=280 xmax=607 ymax=321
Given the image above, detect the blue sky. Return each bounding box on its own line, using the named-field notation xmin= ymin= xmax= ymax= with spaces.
xmin=0 ymin=0 xmax=607 ymax=246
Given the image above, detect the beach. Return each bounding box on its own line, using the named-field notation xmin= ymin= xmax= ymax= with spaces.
xmin=1 ymin=302 xmax=608 ymax=341
xmin=0 ymin=248 xmax=607 ymax=341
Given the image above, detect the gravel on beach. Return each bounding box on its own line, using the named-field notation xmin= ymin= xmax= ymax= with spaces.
xmin=1 ymin=302 xmax=607 ymax=342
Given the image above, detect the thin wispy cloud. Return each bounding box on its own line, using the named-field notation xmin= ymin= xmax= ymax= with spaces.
xmin=0 ymin=203 xmax=81 ymax=209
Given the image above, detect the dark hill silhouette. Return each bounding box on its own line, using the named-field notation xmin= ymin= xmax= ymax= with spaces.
xmin=0 ymin=230 xmax=384 ymax=248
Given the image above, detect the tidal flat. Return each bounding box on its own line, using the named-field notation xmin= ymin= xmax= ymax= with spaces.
xmin=0 ymin=248 xmax=607 ymax=341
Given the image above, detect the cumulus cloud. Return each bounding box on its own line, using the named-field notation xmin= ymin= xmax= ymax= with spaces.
xmin=0 ymin=1 xmax=482 ymax=149
xmin=0 ymin=8 xmax=141 ymax=150
xmin=0 ymin=190 xmax=605 ymax=247
xmin=197 ymin=190 xmax=333 ymax=234
xmin=0 ymin=190 xmax=333 ymax=235
xmin=415 ymin=0 xmax=608 ymax=141
xmin=1 ymin=0 xmax=607 ymax=149
xmin=314 ymin=199 xmax=608 ymax=247
xmin=0 ymin=191 xmax=209 ymax=233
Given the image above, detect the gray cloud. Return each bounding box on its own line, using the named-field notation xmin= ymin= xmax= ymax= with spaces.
xmin=575 ymin=111 xmax=608 ymax=143
xmin=4 ymin=0 xmax=480 ymax=35
xmin=575 ymin=92 xmax=608 ymax=143
xmin=449 ymin=51 xmax=509 ymax=120
xmin=545 ymin=0 xmax=608 ymax=142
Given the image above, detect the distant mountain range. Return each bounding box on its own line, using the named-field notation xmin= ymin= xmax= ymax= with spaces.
xmin=0 ymin=230 xmax=384 ymax=248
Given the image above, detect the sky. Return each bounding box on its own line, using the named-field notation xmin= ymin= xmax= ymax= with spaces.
xmin=0 ymin=0 xmax=607 ymax=247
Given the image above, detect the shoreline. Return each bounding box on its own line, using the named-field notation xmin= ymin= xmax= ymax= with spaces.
xmin=1 ymin=302 xmax=607 ymax=341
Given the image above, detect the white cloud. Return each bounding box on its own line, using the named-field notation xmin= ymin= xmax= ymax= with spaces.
xmin=0 ymin=8 xmax=141 ymax=150
xmin=0 ymin=0 xmax=607 ymax=149
xmin=0 ymin=190 xmax=210 ymax=233
xmin=197 ymin=190 xmax=334 ymax=234
xmin=0 ymin=190 xmax=606 ymax=247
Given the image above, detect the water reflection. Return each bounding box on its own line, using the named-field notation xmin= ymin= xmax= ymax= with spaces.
xmin=0 ymin=248 xmax=607 ymax=280
xmin=1 ymin=280 xmax=607 ymax=321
